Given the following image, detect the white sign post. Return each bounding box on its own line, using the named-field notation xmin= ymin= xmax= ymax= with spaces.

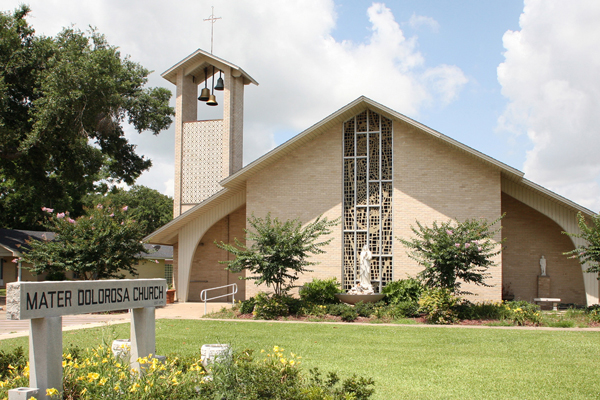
xmin=6 ymin=279 xmax=167 ymax=400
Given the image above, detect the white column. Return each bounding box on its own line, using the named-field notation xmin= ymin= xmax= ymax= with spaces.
xmin=29 ymin=317 xmax=62 ymax=399
xmin=130 ymin=307 xmax=156 ymax=372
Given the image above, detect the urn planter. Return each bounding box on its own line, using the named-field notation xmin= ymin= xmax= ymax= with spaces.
xmin=335 ymin=293 xmax=385 ymax=305
xmin=166 ymin=289 xmax=176 ymax=304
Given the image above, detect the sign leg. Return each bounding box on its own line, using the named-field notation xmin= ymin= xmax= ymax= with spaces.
xmin=130 ymin=307 xmax=156 ymax=372
xmin=29 ymin=317 xmax=62 ymax=399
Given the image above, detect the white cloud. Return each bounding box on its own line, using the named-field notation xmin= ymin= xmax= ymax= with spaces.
xmin=498 ymin=0 xmax=600 ymax=212
xmin=408 ymin=13 xmax=440 ymax=33
xmin=14 ymin=1 xmax=466 ymax=196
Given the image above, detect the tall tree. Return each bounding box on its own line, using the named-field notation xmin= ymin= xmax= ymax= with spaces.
xmin=0 ymin=5 xmax=174 ymax=229
xmin=84 ymin=185 xmax=173 ymax=236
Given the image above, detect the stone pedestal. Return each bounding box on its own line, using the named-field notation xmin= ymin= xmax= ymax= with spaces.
xmin=538 ymin=276 xmax=551 ymax=298
xmin=8 ymin=388 xmax=39 ymax=400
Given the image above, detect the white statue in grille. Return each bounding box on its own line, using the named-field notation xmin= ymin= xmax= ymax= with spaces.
xmin=358 ymin=244 xmax=374 ymax=293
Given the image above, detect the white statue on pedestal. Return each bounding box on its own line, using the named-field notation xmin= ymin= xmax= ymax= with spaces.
xmin=540 ymin=255 xmax=547 ymax=276
xmin=358 ymin=244 xmax=374 ymax=293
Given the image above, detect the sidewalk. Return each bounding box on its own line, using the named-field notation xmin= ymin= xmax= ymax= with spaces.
xmin=0 ymin=302 xmax=233 ymax=340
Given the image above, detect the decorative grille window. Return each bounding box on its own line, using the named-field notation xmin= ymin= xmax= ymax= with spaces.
xmin=164 ymin=263 xmax=173 ymax=287
xmin=343 ymin=110 xmax=393 ymax=292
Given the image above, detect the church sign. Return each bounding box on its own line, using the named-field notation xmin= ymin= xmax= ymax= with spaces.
xmin=7 ymin=279 xmax=166 ymax=320
xmin=6 ymin=279 xmax=166 ymax=400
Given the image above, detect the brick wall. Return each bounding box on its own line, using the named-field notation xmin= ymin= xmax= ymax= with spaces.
xmin=501 ymin=193 xmax=586 ymax=305
xmin=246 ymin=124 xmax=343 ymax=297
xmin=187 ymin=206 xmax=246 ymax=301
xmin=392 ymin=121 xmax=503 ymax=300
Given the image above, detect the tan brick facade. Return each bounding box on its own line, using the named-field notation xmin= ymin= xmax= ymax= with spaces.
xmin=501 ymin=193 xmax=586 ymax=305
xmin=242 ymin=114 xmax=502 ymax=300
xmin=246 ymin=125 xmax=343 ymax=297
xmin=392 ymin=121 xmax=503 ymax=300
xmin=187 ymin=205 xmax=246 ymax=301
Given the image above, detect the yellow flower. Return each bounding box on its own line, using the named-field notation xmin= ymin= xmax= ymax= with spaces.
xmin=46 ymin=388 xmax=59 ymax=397
xmin=171 ymin=377 xmax=179 ymax=385
xmin=81 ymin=388 xmax=87 ymax=395
xmin=87 ymin=372 xmax=100 ymax=382
xmin=99 ymin=377 xmax=108 ymax=386
xmin=129 ymin=383 xmax=140 ymax=392
xmin=114 ymin=384 xmax=120 ymax=391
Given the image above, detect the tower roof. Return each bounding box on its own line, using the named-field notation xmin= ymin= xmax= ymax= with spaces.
xmin=161 ymin=48 xmax=258 ymax=86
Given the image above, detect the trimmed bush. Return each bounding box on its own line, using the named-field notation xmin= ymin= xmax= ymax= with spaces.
xmin=300 ymin=277 xmax=341 ymax=305
xmin=239 ymin=297 xmax=256 ymax=314
xmin=418 ymin=288 xmax=460 ymax=324
xmin=382 ymin=278 xmax=423 ymax=304
xmin=393 ymin=301 xmax=420 ymax=318
xmin=253 ymin=292 xmax=290 ymax=320
xmin=340 ymin=307 xmax=358 ymax=322
xmin=354 ymin=301 xmax=375 ymax=317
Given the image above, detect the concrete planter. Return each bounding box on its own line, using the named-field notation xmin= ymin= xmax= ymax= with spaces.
xmin=334 ymin=293 xmax=385 ymax=305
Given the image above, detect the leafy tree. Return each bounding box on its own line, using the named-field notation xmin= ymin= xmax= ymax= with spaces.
xmin=20 ymin=205 xmax=146 ymax=280
xmin=0 ymin=6 xmax=174 ymax=229
xmin=564 ymin=212 xmax=600 ymax=277
xmin=398 ymin=217 xmax=503 ymax=295
xmin=216 ymin=214 xmax=339 ymax=297
xmin=84 ymin=185 xmax=173 ymax=236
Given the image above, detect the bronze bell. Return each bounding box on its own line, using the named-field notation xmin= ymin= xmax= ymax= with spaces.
xmin=198 ymin=87 xmax=210 ymax=101
xmin=214 ymin=76 xmax=224 ymax=91
xmin=207 ymin=94 xmax=218 ymax=106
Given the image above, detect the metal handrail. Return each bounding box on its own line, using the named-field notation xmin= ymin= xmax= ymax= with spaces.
xmin=200 ymin=283 xmax=238 ymax=315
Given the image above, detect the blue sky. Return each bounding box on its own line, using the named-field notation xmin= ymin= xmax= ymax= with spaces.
xmin=331 ymin=1 xmax=525 ymax=167
xmin=8 ymin=1 xmax=600 ymax=211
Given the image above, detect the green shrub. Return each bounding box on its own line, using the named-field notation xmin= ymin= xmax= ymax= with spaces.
xmin=0 ymin=346 xmax=26 ymax=379
xmin=504 ymin=300 xmax=542 ymax=326
xmin=300 ymin=277 xmax=341 ymax=305
xmin=418 ymin=288 xmax=460 ymax=324
xmin=587 ymin=305 xmax=600 ymax=322
xmin=253 ymin=292 xmax=290 ymax=320
xmin=393 ymin=301 xmax=420 ymax=318
xmin=354 ymin=301 xmax=375 ymax=317
xmin=340 ymin=307 xmax=358 ymax=322
xmin=456 ymin=300 xmax=507 ymax=320
xmin=326 ymin=303 xmax=352 ymax=317
xmin=239 ymin=297 xmax=256 ymax=314
xmin=382 ymin=278 xmax=423 ymax=304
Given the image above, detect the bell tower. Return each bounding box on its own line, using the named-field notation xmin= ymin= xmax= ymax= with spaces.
xmin=162 ymin=49 xmax=258 ymax=217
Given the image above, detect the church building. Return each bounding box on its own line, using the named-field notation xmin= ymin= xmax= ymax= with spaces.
xmin=145 ymin=49 xmax=598 ymax=306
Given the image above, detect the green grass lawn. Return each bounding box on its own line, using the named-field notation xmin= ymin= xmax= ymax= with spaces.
xmin=2 ymin=320 xmax=599 ymax=399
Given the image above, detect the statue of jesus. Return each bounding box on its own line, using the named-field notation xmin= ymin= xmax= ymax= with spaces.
xmin=359 ymin=244 xmax=374 ymax=293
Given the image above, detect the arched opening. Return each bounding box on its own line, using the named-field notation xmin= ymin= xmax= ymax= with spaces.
xmin=187 ymin=205 xmax=246 ymax=302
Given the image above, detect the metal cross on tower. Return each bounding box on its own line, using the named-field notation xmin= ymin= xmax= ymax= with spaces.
xmin=204 ymin=6 xmax=222 ymax=54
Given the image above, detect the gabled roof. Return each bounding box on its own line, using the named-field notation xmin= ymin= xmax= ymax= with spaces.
xmin=0 ymin=229 xmax=54 ymax=256
xmin=221 ymin=96 xmax=525 ymax=191
xmin=145 ymin=96 xmax=596 ymax=243
xmin=162 ymin=48 xmax=258 ymax=86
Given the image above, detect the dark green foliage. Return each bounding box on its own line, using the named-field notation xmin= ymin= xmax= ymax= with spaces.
xmin=418 ymin=288 xmax=460 ymax=324
xmin=340 ymin=307 xmax=358 ymax=322
xmin=21 ymin=205 xmax=146 ymax=279
xmin=217 ymin=214 xmax=339 ymax=296
xmin=564 ymin=212 xmax=600 ymax=276
xmin=354 ymin=301 xmax=375 ymax=317
xmin=326 ymin=303 xmax=353 ymax=317
xmin=299 ymin=277 xmax=341 ymax=305
xmin=253 ymin=292 xmax=290 ymax=320
xmin=382 ymin=278 xmax=423 ymax=304
xmin=456 ymin=300 xmax=507 ymax=320
xmin=0 ymin=346 xmax=26 ymax=379
xmin=392 ymin=301 xmax=420 ymax=318
xmin=586 ymin=305 xmax=600 ymax=322
xmin=84 ymin=185 xmax=173 ymax=236
xmin=0 ymin=6 xmax=174 ymax=230
xmin=398 ymin=216 xmax=503 ymax=294
xmin=239 ymin=297 xmax=255 ymax=314
xmin=197 ymin=350 xmax=376 ymax=400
